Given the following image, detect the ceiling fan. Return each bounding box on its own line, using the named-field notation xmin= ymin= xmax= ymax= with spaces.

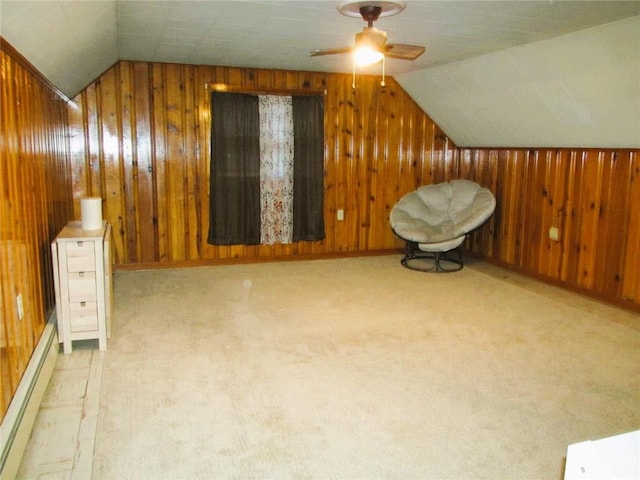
xmin=310 ymin=2 xmax=425 ymax=65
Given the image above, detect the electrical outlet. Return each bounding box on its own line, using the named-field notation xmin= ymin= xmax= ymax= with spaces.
xmin=549 ymin=227 xmax=560 ymax=242
xmin=337 ymin=209 xmax=344 ymax=221
xmin=16 ymin=294 xmax=24 ymax=320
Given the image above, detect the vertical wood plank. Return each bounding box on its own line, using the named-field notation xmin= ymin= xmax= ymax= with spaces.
xmin=164 ymin=64 xmax=187 ymax=261
xmin=152 ymin=64 xmax=169 ymax=262
xmin=183 ymin=65 xmax=200 ymax=261
xmin=357 ymin=76 xmax=377 ymax=250
xmin=542 ymin=150 xmax=564 ymax=279
xmin=119 ymin=61 xmax=137 ymax=264
xmin=198 ymin=66 xmax=216 ymax=261
xmin=84 ymin=83 xmax=103 ymax=207
xmin=100 ymin=66 xmax=125 ymax=265
xmin=622 ymin=151 xmax=640 ymax=303
xmin=133 ymin=61 xmax=158 ymax=263
xmin=381 ymin=83 xmax=401 ymax=249
xmin=592 ymin=151 xmax=623 ymax=298
xmin=575 ymin=150 xmax=604 ymax=290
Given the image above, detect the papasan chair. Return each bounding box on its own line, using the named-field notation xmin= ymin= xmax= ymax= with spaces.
xmin=390 ymin=179 xmax=496 ymax=272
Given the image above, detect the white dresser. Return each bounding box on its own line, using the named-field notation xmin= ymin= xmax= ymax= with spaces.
xmin=52 ymin=221 xmax=112 ymax=354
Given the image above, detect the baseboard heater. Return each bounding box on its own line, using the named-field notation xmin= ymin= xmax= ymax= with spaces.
xmin=0 ymin=312 xmax=58 ymax=479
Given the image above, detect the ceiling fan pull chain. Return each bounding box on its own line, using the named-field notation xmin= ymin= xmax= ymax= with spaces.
xmin=381 ymin=55 xmax=386 ymax=87
xmin=352 ymin=59 xmax=356 ymax=89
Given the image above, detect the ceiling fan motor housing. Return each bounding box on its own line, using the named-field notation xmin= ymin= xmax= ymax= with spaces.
xmin=360 ymin=5 xmax=383 ymax=25
xmin=356 ymin=27 xmax=388 ymax=49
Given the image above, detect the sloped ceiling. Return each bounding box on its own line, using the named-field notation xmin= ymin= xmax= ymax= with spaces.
xmin=1 ymin=1 xmax=639 ymax=147
xmin=1 ymin=1 xmax=119 ymax=97
xmin=397 ymin=15 xmax=640 ymax=148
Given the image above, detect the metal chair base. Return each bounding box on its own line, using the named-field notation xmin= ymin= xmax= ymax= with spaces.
xmin=400 ymin=242 xmax=464 ymax=273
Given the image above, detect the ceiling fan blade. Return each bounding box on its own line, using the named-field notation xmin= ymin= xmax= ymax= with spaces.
xmin=385 ymin=44 xmax=426 ymax=60
xmin=310 ymin=47 xmax=353 ymax=57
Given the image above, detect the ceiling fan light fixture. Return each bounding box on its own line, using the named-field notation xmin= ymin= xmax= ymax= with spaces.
xmin=312 ymin=0 xmax=421 ymax=89
xmin=354 ymin=46 xmax=384 ymax=66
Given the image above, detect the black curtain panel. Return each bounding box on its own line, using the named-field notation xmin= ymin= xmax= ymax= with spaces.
xmin=292 ymin=95 xmax=325 ymax=242
xmin=208 ymin=92 xmax=261 ymax=245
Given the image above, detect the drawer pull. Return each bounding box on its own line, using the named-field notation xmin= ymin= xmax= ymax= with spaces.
xmin=79 ymin=271 xmax=85 ymax=277
xmin=81 ymin=301 xmax=86 ymax=307
xmin=77 ymin=241 xmax=83 ymax=246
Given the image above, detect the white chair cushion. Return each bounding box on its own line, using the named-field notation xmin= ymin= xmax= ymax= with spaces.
xmin=390 ymin=179 xmax=496 ymax=247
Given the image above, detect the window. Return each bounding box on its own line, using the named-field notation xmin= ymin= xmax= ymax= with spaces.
xmin=207 ymin=92 xmax=325 ymax=246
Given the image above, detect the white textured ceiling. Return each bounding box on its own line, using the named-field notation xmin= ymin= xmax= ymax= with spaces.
xmin=1 ymin=0 xmax=639 ymax=98
xmin=1 ymin=1 xmax=639 ymax=148
xmin=397 ymin=15 xmax=640 ymax=148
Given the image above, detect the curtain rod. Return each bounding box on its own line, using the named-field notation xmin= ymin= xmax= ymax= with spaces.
xmin=205 ymin=83 xmax=326 ymax=96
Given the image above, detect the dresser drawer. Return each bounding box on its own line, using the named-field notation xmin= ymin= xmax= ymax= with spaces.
xmin=66 ymin=241 xmax=96 ymax=272
xmin=69 ymin=302 xmax=99 ymax=332
xmin=67 ymin=271 xmax=97 ymax=302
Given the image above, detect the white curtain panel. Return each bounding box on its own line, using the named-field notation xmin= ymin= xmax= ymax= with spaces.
xmin=258 ymin=95 xmax=295 ymax=244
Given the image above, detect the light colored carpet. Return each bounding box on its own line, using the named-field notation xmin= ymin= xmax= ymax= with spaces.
xmin=94 ymin=256 xmax=640 ymax=480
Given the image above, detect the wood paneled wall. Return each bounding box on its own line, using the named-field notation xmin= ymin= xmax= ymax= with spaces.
xmin=68 ymin=61 xmax=455 ymax=266
xmin=460 ymin=148 xmax=640 ymax=310
xmin=68 ymin=61 xmax=640 ymax=312
xmin=0 ymin=41 xmax=74 ymax=420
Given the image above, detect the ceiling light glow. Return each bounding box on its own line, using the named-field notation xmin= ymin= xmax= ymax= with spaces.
xmin=354 ymin=46 xmax=384 ymax=66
